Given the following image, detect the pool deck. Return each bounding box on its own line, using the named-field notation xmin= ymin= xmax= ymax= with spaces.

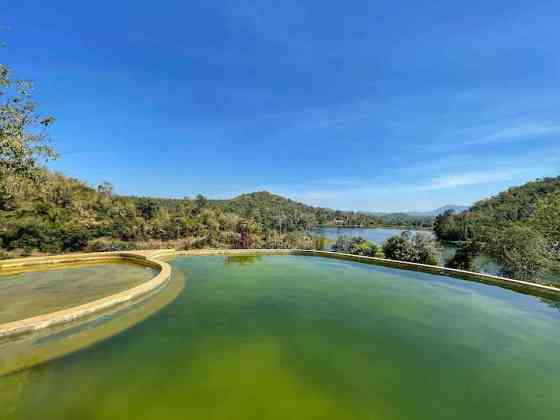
xmin=1 ymin=248 xmax=559 ymax=340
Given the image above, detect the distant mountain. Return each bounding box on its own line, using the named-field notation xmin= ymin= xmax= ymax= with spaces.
xmin=407 ymin=205 xmax=469 ymax=217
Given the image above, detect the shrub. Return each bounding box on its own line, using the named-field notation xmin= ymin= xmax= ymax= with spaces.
xmin=332 ymin=236 xmax=378 ymax=257
xmin=87 ymin=239 xmax=138 ymax=252
xmin=383 ymin=231 xmax=438 ymax=265
xmin=446 ymin=240 xmax=481 ymax=271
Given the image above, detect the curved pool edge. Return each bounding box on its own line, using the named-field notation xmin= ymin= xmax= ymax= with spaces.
xmin=294 ymin=250 xmax=560 ymax=298
xmin=175 ymin=248 xmax=560 ymax=298
xmin=0 ymin=250 xmax=175 ymax=340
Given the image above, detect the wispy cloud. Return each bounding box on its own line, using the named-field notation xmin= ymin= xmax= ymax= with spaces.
xmin=267 ymin=170 xmax=515 ymax=207
xmin=266 ymin=163 xmax=554 ymax=211
xmin=299 ymin=113 xmax=372 ymax=131
xmin=467 ymin=124 xmax=560 ymax=145
xmin=419 ymin=170 xmax=517 ymax=190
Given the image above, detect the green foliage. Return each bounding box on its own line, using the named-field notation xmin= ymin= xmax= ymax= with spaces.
xmin=485 ymin=225 xmax=550 ymax=281
xmin=332 ymin=236 xmax=378 ymax=257
xmin=434 ymin=176 xmax=560 ymax=243
xmin=135 ymin=198 xmax=160 ymax=220
xmin=0 ymin=62 xmax=56 ymax=210
xmin=87 ymin=239 xmax=139 ymax=252
xmin=218 ymin=191 xmax=432 ymax=232
xmin=383 ymin=231 xmax=438 ymax=265
xmin=0 ymin=169 xmax=329 ymax=254
xmin=446 ymin=240 xmax=481 ymax=271
xmin=434 ymin=176 xmax=560 ymax=279
xmin=433 ymin=210 xmax=468 ymax=241
xmin=530 ymin=191 xmax=560 ymax=263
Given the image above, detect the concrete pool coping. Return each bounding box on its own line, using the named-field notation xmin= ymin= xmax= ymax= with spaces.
xmin=1 ymin=248 xmax=559 ymax=340
xmin=0 ymin=251 xmax=173 ymax=340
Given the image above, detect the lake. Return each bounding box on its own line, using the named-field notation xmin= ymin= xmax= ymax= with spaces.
xmin=2 ymin=255 xmax=560 ymax=420
xmin=311 ymin=227 xmax=502 ymax=276
xmin=312 ymin=227 xmax=419 ymax=245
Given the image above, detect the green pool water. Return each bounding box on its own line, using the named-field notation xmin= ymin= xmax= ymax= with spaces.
xmin=2 ymin=255 xmax=560 ymax=420
xmin=0 ymin=262 xmax=158 ymax=323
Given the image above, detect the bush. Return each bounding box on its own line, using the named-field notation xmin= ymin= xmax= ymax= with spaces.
xmin=446 ymin=240 xmax=481 ymax=271
xmin=87 ymin=239 xmax=138 ymax=252
xmin=60 ymin=226 xmax=91 ymax=252
xmin=383 ymin=231 xmax=438 ymax=265
xmin=332 ymin=236 xmax=378 ymax=257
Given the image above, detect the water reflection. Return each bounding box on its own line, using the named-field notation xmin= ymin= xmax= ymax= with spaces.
xmin=224 ymin=255 xmax=261 ymax=267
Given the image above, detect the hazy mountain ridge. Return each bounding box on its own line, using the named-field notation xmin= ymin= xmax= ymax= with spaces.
xmin=364 ymin=205 xmax=467 ymax=217
xmin=407 ymin=205 xmax=469 ymax=217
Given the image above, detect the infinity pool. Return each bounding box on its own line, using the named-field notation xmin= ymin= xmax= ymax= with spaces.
xmin=1 ymin=255 xmax=559 ymax=420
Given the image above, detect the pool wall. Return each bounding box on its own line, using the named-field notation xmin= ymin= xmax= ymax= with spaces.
xmin=0 ymin=251 xmax=173 ymax=339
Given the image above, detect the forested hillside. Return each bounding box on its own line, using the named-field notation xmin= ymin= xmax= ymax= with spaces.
xmin=0 ymin=171 xmax=303 ymax=256
xmin=434 ymin=176 xmax=560 ymax=241
xmin=0 ymin=172 xmax=433 ymax=257
xmin=434 ymin=176 xmax=560 ymax=279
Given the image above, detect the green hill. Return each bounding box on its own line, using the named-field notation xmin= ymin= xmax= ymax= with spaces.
xmin=434 ymin=176 xmax=560 ymax=280
xmin=434 ymin=176 xmax=560 ymax=241
xmin=218 ymin=191 xmax=433 ymax=231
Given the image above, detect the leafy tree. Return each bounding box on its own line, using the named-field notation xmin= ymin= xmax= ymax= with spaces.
xmin=0 ymin=64 xmax=56 ymax=177
xmin=446 ymin=240 xmax=481 ymax=271
xmin=530 ymin=191 xmax=560 ymax=262
xmin=232 ymin=219 xmax=260 ymax=249
xmin=485 ymin=225 xmax=550 ymax=281
xmin=434 ymin=210 xmax=463 ymax=241
xmin=0 ymin=61 xmax=56 ymax=210
xmin=383 ymin=231 xmax=438 ymax=265
xmin=135 ymin=198 xmax=160 ymax=220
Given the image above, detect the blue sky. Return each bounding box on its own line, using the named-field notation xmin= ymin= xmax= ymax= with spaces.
xmin=3 ymin=0 xmax=559 ymax=211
